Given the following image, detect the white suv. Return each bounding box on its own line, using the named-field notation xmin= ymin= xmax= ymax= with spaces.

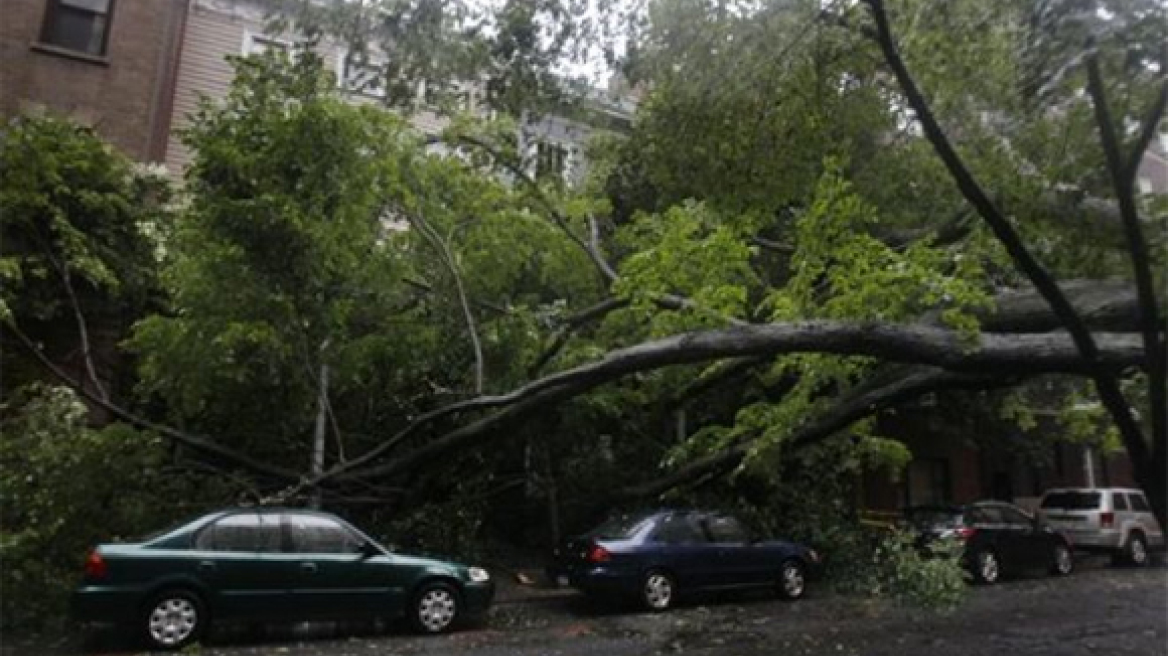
xmin=1037 ymin=487 xmax=1164 ymax=565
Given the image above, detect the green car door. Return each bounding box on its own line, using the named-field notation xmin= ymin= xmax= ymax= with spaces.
xmin=189 ymin=511 xmax=291 ymax=619
xmin=281 ymin=511 xmax=409 ymax=618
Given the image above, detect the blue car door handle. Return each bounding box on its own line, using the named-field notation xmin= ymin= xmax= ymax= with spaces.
xmin=300 ymin=562 xmax=318 ymax=574
xmin=197 ymin=561 xmax=215 ymax=573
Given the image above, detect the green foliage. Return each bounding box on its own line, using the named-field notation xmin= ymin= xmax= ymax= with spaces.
xmin=614 ymin=201 xmax=758 ymax=332
xmin=130 ymin=50 xmax=417 ymax=457
xmin=0 ymin=386 xmax=229 ymax=629
xmin=0 ymin=113 xmax=168 ymax=328
xmin=854 ymin=530 xmax=968 ymax=610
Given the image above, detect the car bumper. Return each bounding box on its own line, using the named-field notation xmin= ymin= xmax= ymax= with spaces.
xmin=71 ymin=586 xmax=143 ymax=625
xmin=1059 ymin=530 xmax=1122 ymax=551
xmin=462 ymin=580 xmax=495 ymax=616
xmin=568 ymin=566 xmax=640 ymax=597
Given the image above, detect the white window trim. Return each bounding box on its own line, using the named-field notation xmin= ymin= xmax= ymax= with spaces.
xmin=335 ymin=46 xmax=389 ymax=99
xmin=241 ymin=29 xmax=292 ymax=56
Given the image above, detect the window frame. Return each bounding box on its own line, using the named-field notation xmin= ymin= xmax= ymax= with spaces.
xmin=39 ymin=0 xmax=116 ymax=57
xmin=241 ymin=29 xmax=292 ymax=57
xmin=702 ymin=514 xmax=751 ymax=544
xmin=1128 ymin=493 xmax=1151 ymax=512
xmin=535 ymin=140 xmax=569 ymax=182
xmin=997 ymin=505 xmax=1034 ymax=528
xmin=1113 ymin=492 xmax=1130 ymax=511
xmin=650 ymin=512 xmax=707 ymax=545
xmin=192 ymin=511 xmax=284 ymax=553
xmin=282 ymin=511 xmax=366 ymax=555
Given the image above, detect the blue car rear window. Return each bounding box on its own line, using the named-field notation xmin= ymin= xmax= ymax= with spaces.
xmin=588 ymin=514 xmax=655 ymax=540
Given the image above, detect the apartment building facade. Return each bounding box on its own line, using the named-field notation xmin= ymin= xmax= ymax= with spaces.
xmin=165 ymin=0 xmax=634 ymax=183
xmin=2 ymin=0 xmax=635 ymax=182
xmin=0 ymin=0 xmax=188 ymax=162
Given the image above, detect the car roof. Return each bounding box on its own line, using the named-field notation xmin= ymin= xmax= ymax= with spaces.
xmin=1042 ymin=487 xmax=1143 ymax=494
xmin=904 ymin=504 xmax=964 ymax=513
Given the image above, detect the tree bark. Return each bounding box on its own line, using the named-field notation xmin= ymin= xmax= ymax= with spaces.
xmin=332 ymin=325 xmax=1143 ymax=485
xmin=608 ymin=367 xmax=1011 ymax=503
xmin=1085 ymin=53 xmax=1167 ymax=526
xmin=864 ymin=0 xmax=1159 ymax=526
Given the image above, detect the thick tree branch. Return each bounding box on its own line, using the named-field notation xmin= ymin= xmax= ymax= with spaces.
xmin=333 ymin=325 xmax=1145 ymax=486
xmin=611 ymin=367 xmax=1009 ymax=503
xmin=530 ymin=297 xmax=630 ymax=375
xmin=1085 ymin=52 xmax=1167 ymax=496
xmin=1124 ymin=49 xmax=1168 ymax=183
xmin=3 ymin=320 xmax=301 ymax=483
xmin=863 ymin=0 xmax=1152 ymax=515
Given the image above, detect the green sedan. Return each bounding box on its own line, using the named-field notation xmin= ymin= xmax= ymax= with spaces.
xmin=72 ymin=508 xmax=495 ymax=650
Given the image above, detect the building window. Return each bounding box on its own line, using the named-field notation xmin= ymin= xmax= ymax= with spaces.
xmin=41 ymin=0 xmax=114 ymax=57
xmin=536 ymin=141 xmax=567 ymax=182
xmin=242 ymin=31 xmax=290 ymax=57
xmin=341 ymin=58 xmax=387 ymax=99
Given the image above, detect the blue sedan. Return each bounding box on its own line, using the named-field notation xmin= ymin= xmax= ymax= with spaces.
xmin=550 ymin=509 xmax=819 ymax=610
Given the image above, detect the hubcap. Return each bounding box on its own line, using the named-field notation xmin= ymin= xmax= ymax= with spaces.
xmin=1131 ymin=539 xmax=1147 ymax=564
xmin=644 ymin=574 xmax=673 ymax=609
xmin=979 ymin=552 xmax=999 ymax=583
xmin=417 ymin=588 xmax=456 ymax=632
xmin=148 ymin=597 xmax=198 ymax=647
xmin=1055 ymin=546 xmax=1073 ymax=574
xmin=782 ymin=563 xmax=805 ymax=597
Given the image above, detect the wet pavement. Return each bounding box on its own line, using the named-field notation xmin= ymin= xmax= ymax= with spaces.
xmin=7 ymin=557 xmax=1165 ymax=656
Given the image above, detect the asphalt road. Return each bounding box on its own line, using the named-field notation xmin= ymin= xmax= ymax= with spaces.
xmin=10 ymin=557 xmax=1166 ymax=656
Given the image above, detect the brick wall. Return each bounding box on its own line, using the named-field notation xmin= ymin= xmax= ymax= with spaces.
xmin=0 ymin=0 xmax=187 ymax=162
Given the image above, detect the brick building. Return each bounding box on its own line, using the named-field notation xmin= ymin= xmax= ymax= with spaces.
xmin=859 ymin=401 xmax=1137 ymax=515
xmin=0 ymin=0 xmax=189 ymax=162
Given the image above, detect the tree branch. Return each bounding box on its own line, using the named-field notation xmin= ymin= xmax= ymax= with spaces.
xmin=3 ymin=320 xmax=302 ymax=483
xmin=863 ymin=0 xmax=1152 ymax=508
xmin=1085 ymin=51 xmax=1167 ymax=490
xmin=610 ymin=366 xmax=1009 ymax=503
xmin=411 ymin=210 xmax=486 ymax=394
xmin=334 ymin=324 xmax=1145 ymax=485
xmin=1124 ymin=45 xmax=1168 ymax=183
xmin=530 ymin=297 xmax=630 ymax=375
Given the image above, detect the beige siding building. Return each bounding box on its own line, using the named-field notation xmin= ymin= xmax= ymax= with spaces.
xmin=165 ymin=0 xmax=467 ymax=175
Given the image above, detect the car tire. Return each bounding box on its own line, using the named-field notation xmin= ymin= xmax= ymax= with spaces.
xmin=1124 ymin=532 xmax=1149 ymax=567
xmin=1050 ymin=542 xmax=1074 ymax=576
xmin=640 ymin=570 xmax=676 ymax=612
xmin=410 ymin=581 xmax=461 ymax=634
xmin=141 ymin=589 xmax=206 ymax=651
xmin=970 ymin=549 xmax=1001 ymax=585
xmin=776 ymin=559 xmax=806 ymax=600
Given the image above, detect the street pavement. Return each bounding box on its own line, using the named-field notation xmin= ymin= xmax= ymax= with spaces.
xmin=9 ymin=556 xmax=1166 ymax=656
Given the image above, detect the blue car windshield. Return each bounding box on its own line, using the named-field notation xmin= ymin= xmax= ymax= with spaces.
xmin=905 ymin=508 xmax=964 ymax=529
xmin=588 ymin=513 xmax=654 ymax=540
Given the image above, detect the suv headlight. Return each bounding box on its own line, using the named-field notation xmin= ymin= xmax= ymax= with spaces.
xmin=468 ymin=566 xmax=491 ymax=582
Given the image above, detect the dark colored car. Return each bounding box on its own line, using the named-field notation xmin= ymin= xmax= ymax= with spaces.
xmin=905 ymin=501 xmax=1074 ymax=584
xmin=72 ymin=508 xmax=494 ymax=650
xmin=549 ymin=509 xmax=820 ymax=610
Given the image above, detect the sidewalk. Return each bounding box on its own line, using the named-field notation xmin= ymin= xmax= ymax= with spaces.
xmin=489 ymin=567 xmax=578 ymax=605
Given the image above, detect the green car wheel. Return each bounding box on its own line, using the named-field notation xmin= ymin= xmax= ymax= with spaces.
xmin=410 ymin=582 xmax=461 ymax=634
xmin=141 ymin=589 xmax=206 ymax=650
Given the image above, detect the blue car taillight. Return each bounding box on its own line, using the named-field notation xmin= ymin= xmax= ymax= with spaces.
xmin=586 ymin=544 xmax=611 ymax=563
